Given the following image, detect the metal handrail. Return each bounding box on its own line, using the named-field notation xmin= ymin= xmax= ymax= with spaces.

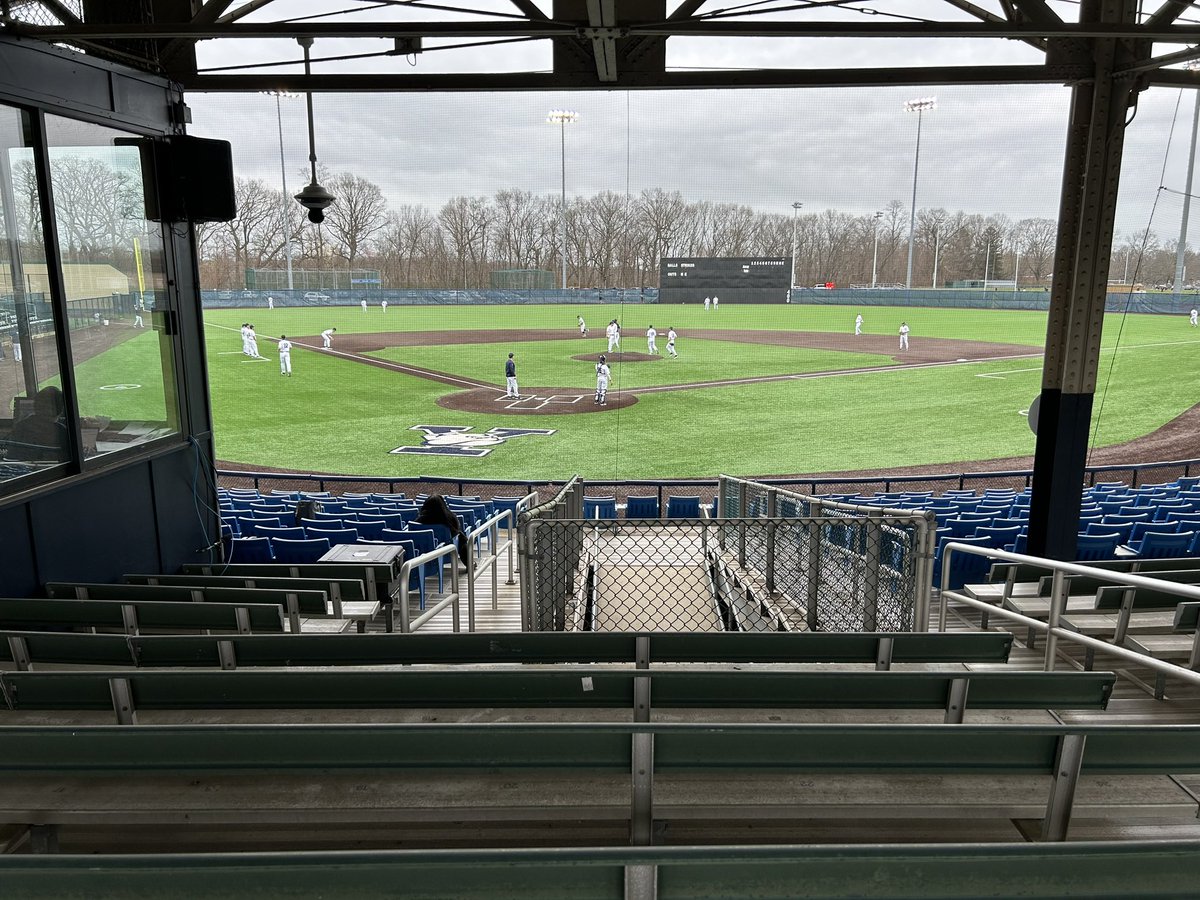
xmin=395 ymin=543 xmax=461 ymax=634
xmin=462 ymin=505 xmax=521 ymax=630
xmin=937 ymin=542 xmax=1200 ymax=687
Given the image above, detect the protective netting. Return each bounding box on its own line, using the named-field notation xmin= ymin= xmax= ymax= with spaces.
xmin=8 ymin=1 xmax=82 ymax=26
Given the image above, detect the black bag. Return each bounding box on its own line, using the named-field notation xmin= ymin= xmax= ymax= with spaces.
xmin=295 ymin=498 xmax=323 ymax=525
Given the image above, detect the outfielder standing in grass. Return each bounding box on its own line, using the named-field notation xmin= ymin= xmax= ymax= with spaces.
xmin=1191 ymin=308 xmax=1198 ymax=326
xmin=595 ymin=355 xmax=611 ymax=405
xmin=646 ymin=325 xmax=658 ymax=354
xmin=278 ymin=335 xmax=292 ymax=376
xmin=855 ymin=313 xmax=863 ymax=335
xmin=667 ymin=326 xmax=678 ymax=358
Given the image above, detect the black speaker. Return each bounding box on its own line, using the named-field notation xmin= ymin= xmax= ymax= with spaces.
xmin=139 ymin=135 xmax=237 ymax=223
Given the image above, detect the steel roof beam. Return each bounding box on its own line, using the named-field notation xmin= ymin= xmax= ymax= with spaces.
xmin=184 ymin=63 xmax=1083 ymax=92
xmin=586 ymin=0 xmax=617 ymax=82
xmin=12 ymin=21 xmax=1200 ymax=40
xmin=941 ymin=0 xmax=1048 ymax=51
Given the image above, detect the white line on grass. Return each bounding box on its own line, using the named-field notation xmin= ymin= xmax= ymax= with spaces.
xmin=975 ymin=366 xmax=1043 ymax=379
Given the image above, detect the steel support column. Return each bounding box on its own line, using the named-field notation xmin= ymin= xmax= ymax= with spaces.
xmin=1027 ymin=0 xmax=1142 ymax=560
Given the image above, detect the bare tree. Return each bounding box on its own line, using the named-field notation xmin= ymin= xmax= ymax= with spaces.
xmin=322 ymin=172 xmax=388 ymax=268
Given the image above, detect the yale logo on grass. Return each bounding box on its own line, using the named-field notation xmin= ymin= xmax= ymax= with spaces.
xmin=390 ymin=425 xmax=556 ymax=458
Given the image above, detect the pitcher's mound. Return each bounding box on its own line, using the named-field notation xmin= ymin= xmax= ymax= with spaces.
xmin=438 ymin=387 xmax=638 ymax=415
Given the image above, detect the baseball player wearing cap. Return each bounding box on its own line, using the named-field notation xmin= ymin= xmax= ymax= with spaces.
xmin=505 ymin=352 xmax=520 ymax=399
xmin=666 ymin=327 xmax=678 ymax=358
xmin=578 ymin=315 xmax=588 ymax=336
xmin=321 ymin=327 xmax=336 ymax=348
xmin=899 ymin=321 xmax=910 ymax=351
xmin=646 ymin=325 xmax=658 ymax=354
xmin=855 ymin=313 xmax=863 ymax=335
xmin=595 ymin=355 xmax=611 ymax=404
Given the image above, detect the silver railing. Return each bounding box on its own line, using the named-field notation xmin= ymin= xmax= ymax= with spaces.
xmin=937 ymin=543 xmax=1200 ymax=686
xmin=394 ymin=543 xmax=461 ymax=634
xmin=461 ymin=499 xmax=532 ymax=631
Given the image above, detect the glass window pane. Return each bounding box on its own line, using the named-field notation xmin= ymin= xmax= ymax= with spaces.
xmin=44 ymin=114 xmax=180 ymax=461
xmin=0 ymin=104 xmax=71 ymax=481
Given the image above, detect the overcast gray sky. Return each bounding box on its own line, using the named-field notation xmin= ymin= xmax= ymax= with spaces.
xmin=184 ymin=1 xmax=1200 ymax=245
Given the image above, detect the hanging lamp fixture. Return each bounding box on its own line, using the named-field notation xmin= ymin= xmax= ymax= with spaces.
xmin=292 ymin=37 xmax=335 ymax=224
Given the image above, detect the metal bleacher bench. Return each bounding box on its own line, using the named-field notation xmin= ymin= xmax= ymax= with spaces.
xmin=1124 ymin=602 xmax=1200 ymax=699
xmin=124 ymin=573 xmax=380 ymax=632
xmin=0 ymin=598 xmax=286 ymax=637
xmin=0 ymin=720 xmax=1194 ymax=847
xmin=0 ymin=841 xmax=1198 ymax=898
xmin=0 ymin=631 xmax=1017 ymax=671
xmin=182 ymin=562 xmax=402 ymax=631
xmin=43 ymin=582 xmax=349 ymax=634
xmin=963 ymin=557 xmax=1200 ymax=626
xmin=0 ymin=668 xmax=1115 ymax=724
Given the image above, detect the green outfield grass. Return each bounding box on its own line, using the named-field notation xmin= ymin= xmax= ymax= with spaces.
xmin=199 ymin=304 xmax=1200 ymax=479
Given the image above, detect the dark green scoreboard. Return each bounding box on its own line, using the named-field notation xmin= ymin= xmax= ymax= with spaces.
xmin=659 ymin=257 xmax=792 ymax=304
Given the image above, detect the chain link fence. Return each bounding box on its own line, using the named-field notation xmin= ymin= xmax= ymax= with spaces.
xmin=518 ymin=477 xmax=936 ymax=633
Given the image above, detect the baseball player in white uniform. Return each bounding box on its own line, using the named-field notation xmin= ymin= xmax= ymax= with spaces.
xmin=899 ymin=321 xmax=910 ymax=351
xmin=595 ymin=355 xmax=611 ymax=404
xmin=712 ymin=296 xmax=719 ymax=311
xmin=133 ymin=308 xmax=144 ymax=328
xmin=246 ymin=325 xmax=263 ymax=359
xmin=360 ymin=299 xmax=368 ymax=312
xmin=578 ymin=315 xmax=588 ymax=336
xmin=381 ymin=300 xmax=388 ymax=312
xmin=1191 ymin=308 xmax=1198 ymax=326
xmin=854 ymin=313 xmax=863 ymax=335
xmin=703 ymin=297 xmax=710 ymax=311
xmin=606 ymin=320 xmax=621 ymax=352
xmin=321 ymin=328 xmax=336 ymax=349
xmin=666 ymin=327 xmax=678 ymax=358
xmin=278 ymin=335 xmax=292 ymax=375
xmin=240 ymin=323 xmax=251 ymax=356
xmin=646 ymin=325 xmax=658 ymax=354
xmin=267 ymin=297 xmax=274 ymax=309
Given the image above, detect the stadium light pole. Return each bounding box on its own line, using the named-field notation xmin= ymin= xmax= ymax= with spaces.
xmin=790 ymin=201 xmax=803 ymax=288
xmin=903 ymin=97 xmax=936 ymax=289
xmin=262 ymin=90 xmax=300 ymax=292
xmin=548 ymin=109 xmax=579 ymax=290
xmin=931 ymin=225 xmax=942 ymax=289
xmin=870 ymin=210 xmax=883 ymax=287
xmin=983 ymin=240 xmax=992 ymax=290
xmin=1174 ymin=62 xmax=1200 ymax=294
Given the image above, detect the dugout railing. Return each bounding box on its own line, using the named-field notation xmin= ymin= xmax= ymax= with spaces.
xmin=217 ymin=454 xmax=1200 ymax=503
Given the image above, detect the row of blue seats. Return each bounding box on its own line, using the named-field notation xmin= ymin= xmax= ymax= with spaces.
xmin=584 ymin=495 xmax=708 ymax=520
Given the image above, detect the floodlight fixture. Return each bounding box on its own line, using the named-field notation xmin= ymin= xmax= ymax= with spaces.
xmin=903 ymin=96 xmax=937 ymax=289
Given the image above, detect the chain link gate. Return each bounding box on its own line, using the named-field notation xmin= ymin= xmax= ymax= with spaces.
xmin=518 ymin=477 xmax=935 ymax=633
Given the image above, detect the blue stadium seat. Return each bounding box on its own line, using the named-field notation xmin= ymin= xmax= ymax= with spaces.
xmin=1086 ymin=520 xmax=1134 ymax=543
xmin=255 ymin=526 xmax=307 ymax=542
xmin=404 ymin=528 xmax=443 ymax=592
xmin=933 ymin=535 xmax=993 ymax=591
xmin=353 ymin=519 xmax=388 ymax=541
xmin=666 ymin=496 xmax=701 ymax=519
xmin=973 ymin=525 xmax=1022 ymax=549
xmin=625 ymin=495 xmax=659 ymax=519
xmin=270 ymin=537 xmax=331 ymax=564
xmin=1075 ymin=532 xmax=1121 ymax=561
xmin=227 ymin=536 xmax=273 ymax=564
xmin=305 ymin=526 xmax=360 ymax=546
xmin=583 ymin=497 xmax=618 ymax=520
xmin=1127 ymin=531 xmax=1195 ymax=559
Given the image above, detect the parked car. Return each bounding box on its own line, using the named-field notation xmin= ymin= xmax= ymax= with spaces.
xmin=302 ymin=291 xmax=331 ymax=301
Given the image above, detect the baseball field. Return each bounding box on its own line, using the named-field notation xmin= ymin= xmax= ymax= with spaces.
xmin=200 ymin=302 xmax=1200 ymax=480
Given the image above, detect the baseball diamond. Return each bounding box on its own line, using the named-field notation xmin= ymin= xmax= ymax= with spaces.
xmin=201 ymin=303 xmax=1200 ymax=480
